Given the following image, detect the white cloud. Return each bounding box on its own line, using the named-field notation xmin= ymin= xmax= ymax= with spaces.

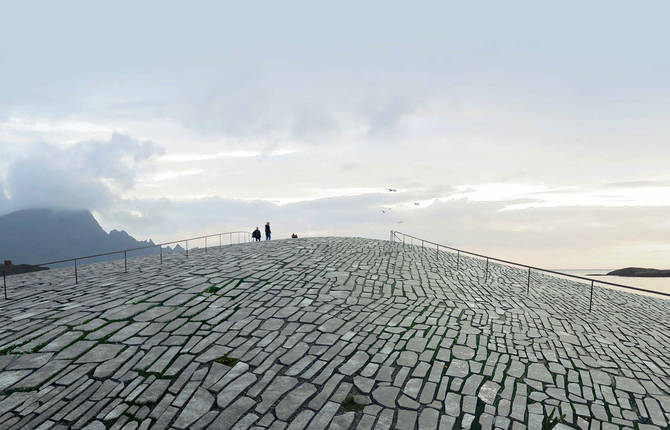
xmin=1 ymin=116 xmax=118 ymax=135
xmin=153 ymin=169 xmax=204 ymax=182
xmin=159 ymin=148 xmax=297 ymax=162
xmin=446 ymin=183 xmax=553 ymax=202
xmin=503 ymin=186 xmax=670 ymax=210
xmin=0 ymin=133 xmax=162 ymax=212
xmin=160 ymin=151 xmax=260 ymax=162
xmin=412 ymin=182 xmax=670 ymax=211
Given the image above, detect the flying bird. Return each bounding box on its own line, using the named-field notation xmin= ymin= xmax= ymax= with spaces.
xmin=397 ymin=221 xmax=404 ymax=224
xmin=388 ymin=188 xmax=397 ymax=192
xmin=380 ymin=208 xmax=392 ymax=214
xmin=414 ymin=202 xmax=420 ymax=206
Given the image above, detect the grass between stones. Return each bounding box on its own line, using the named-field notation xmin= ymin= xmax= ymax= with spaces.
xmin=136 ymin=369 xmax=174 ymax=380
xmin=2 ymin=386 xmax=39 ymax=395
xmin=30 ymin=342 xmax=48 ymax=353
xmin=541 ymin=409 xmax=566 ymax=429
xmin=215 ymin=354 xmax=238 ymax=367
xmin=341 ymin=396 xmax=365 ymax=412
xmin=0 ymin=345 xmax=20 ymax=355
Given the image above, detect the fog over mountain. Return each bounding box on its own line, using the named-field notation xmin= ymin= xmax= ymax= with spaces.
xmin=0 ymin=208 xmax=157 ymax=265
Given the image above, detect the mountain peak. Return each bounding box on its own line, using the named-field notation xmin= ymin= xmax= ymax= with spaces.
xmin=0 ymin=208 xmax=155 ymax=264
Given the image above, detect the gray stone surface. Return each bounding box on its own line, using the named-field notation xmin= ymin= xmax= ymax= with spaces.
xmin=173 ymin=387 xmax=214 ymax=428
xmin=0 ymin=237 xmax=669 ymax=429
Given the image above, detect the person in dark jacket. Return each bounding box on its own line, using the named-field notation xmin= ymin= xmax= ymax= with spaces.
xmin=265 ymin=222 xmax=271 ymax=240
xmin=252 ymin=227 xmax=261 ymax=241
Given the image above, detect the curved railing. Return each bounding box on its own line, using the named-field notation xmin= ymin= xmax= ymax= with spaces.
xmin=2 ymin=230 xmax=252 ymax=298
xmin=390 ymin=230 xmax=670 ymax=311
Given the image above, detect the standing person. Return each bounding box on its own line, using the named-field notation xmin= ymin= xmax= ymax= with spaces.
xmin=252 ymin=227 xmax=261 ymax=241
xmin=265 ymin=222 xmax=271 ymax=240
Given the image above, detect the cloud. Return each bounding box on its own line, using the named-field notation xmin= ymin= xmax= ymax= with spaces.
xmin=602 ymin=179 xmax=670 ymax=189
xmin=1 ymin=132 xmax=162 ymax=212
xmin=359 ymin=94 xmax=422 ymax=139
xmin=0 ymin=181 xmax=7 ymax=205
xmin=5 ymin=159 xmax=113 ymax=211
xmin=2 ymin=133 xmax=670 ymax=270
xmin=159 ymin=148 xmax=297 ymax=163
xmin=88 ymin=189 xmax=670 ymax=270
xmin=290 ymin=105 xmax=340 ymax=142
xmin=153 ymin=169 xmax=204 ymax=182
xmin=160 ymin=151 xmax=260 ymax=162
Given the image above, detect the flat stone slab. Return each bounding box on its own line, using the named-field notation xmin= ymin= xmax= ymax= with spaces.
xmin=76 ymin=344 xmax=124 ymax=363
xmin=0 ymin=237 xmax=669 ymax=429
xmin=5 ymin=353 xmax=53 ymax=370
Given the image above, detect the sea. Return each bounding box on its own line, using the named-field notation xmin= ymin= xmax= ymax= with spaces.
xmin=558 ymin=269 xmax=670 ymax=299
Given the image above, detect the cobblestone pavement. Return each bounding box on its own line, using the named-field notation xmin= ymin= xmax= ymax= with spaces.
xmin=1 ymin=237 xmax=669 ymax=429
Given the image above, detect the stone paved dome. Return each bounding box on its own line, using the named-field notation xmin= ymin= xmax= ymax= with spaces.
xmin=0 ymin=237 xmax=669 ymax=429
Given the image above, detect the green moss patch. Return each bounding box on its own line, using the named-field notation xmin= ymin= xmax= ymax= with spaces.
xmin=215 ymin=355 xmax=238 ymax=367
xmin=542 ymin=409 xmax=566 ymax=430
xmin=341 ymin=396 xmax=365 ymax=412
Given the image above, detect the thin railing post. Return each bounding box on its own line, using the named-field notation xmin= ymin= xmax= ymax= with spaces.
xmin=421 ymin=240 xmax=424 ymax=251
xmin=160 ymin=246 xmax=163 ymax=264
xmin=75 ymin=259 xmax=78 ymax=284
xmin=186 ymin=240 xmax=189 ymax=258
xmin=230 ymin=232 xmax=232 ymax=245
xmin=589 ymin=280 xmax=594 ymax=312
xmin=205 ymin=237 xmax=208 ymax=253
xmin=485 ymin=258 xmax=489 ymax=282
xmin=457 ymin=250 xmax=460 ymax=270
xmin=527 ymin=267 xmax=531 ymax=294
xmin=124 ymin=251 xmax=127 ymax=273
xmin=219 ymin=234 xmax=222 ymax=249
xmin=3 ymin=270 xmax=7 ymax=300
xmin=436 ymin=244 xmax=439 ymax=258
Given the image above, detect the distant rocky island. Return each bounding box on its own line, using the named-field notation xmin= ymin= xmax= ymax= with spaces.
xmin=606 ymin=267 xmax=670 ymax=277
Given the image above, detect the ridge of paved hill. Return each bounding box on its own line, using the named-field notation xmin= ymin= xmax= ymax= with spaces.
xmin=0 ymin=208 xmax=156 ymax=265
xmin=0 ymin=237 xmax=669 ymax=429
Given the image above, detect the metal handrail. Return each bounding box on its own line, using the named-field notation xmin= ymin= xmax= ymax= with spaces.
xmin=35 ymin=231 xmax=251 ymax=266
xmin=390 ymin=230 xmax=670 ymax=310
xmin=2 ymin=230 xmax=252 ymax=295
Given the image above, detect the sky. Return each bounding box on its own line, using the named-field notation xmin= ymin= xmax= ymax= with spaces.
xmin=1 ymin=1 xmax=669 ymax=269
